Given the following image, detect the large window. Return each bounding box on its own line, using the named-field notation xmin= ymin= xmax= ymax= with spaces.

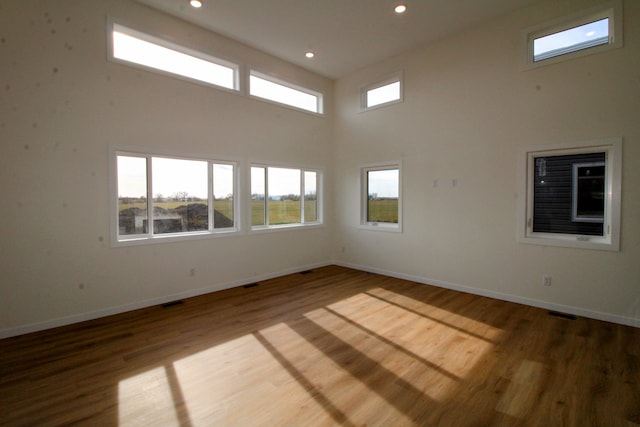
xmin=361 ymin=163 xmax=402 ymax=231
xmin=523 ymin=0 xmax=622 ymax=69
xmin=519 ymin=138 xmax=621 ymax=251
xmin=251 ymin=165 xmax=321 ymax=229
xmin=109 ymin=22 xmax=239 ymax=91
xmin=114 ymin=151 xmax=237 ymax=244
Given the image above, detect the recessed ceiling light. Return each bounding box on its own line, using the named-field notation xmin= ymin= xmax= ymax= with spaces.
xmin=190 ymin=0 xmax=202 ymax=8
xmin=394 ymin=4 xmax=407 ymax=14
xmin=305 ymin=51 xmax=315 ymax=59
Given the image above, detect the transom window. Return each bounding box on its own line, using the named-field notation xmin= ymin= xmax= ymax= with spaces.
xmin=361 ymin=72 xmax=403 ymax=111
xmin=523 ymin=0 xmax=622 ymax=69
xmin=249 ymin=71 xmax=323 ymax=114
xmin=519 ymin=138 xmax=621 ymax=251
xmin=251 ymin=165 xmax=321 ymax=229
xmin=533 ymin=18 xmax=609 ymax=62
xmin=114 ymin=151 xmax=237 ymax=244
xmin=109 ymin=22 xmax=239 ymax=91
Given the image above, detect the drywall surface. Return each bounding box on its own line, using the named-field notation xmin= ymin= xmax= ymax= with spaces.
xmin=333 ymin=0 xmax=640 ymax=325
xmin=0 ymin=0 xmax=333 ymax=336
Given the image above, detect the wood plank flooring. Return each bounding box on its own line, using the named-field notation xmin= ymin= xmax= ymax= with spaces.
xmin=1 ymin=265 xmax=639 ymax=426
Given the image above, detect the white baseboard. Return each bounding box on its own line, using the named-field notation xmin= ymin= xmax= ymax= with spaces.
xmin=0 ymin=261 xmax=332 ymax=340
xmin=333 ymin=260 xmax=639 ymax=328
xmin=3 ymin=260 xmax=636 ymax=339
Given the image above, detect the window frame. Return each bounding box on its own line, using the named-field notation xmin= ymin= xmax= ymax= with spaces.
xmin=107 ymin=19 xmax=240 ymax=92
xmin=360 ymin=162 xmax=402 ymax=232
xmin=571 ymin=161 xmax=606 ymax=223
xmin=522 ymin=0 xmax=622 ymax=70
xmin=249 ymin=163 xmax=323 ymax=232
xmin=360 ymin=71 xmax=404 ymax=112
xmin=110 ymin=147 xmax=240 ymax=247
xmin=248 ymin=70 xmax=324 ymax=115
xmin=517 ymin=138 xmax=622 ymax=251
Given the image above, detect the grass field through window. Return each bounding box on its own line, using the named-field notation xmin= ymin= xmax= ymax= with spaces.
xmin=367 ymin=198 xmax=398 ymax=223
xmin=119 ymin=199 xmax=319 ymax=228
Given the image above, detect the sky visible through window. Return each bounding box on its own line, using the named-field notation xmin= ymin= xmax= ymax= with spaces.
xmin=251 ymin=167 xmax=307 ymax=198
xmin=249 ymin=74 xmax=319 ymax=113
xmin=367 ymin=81 xmax=400 ymax=108
xmin=534 ymin=18 xmax=609 ymax=60
xmin=368 ymin=169 xmax=398 ymax=198
xmin=112 ymin=25 xmax=236 ymax=89
xmin=117 ymin=156 xmax=233 ymax=200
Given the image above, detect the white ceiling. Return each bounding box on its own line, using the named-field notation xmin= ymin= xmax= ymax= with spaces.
xmin=137 ymin=0 xmax=544 ymax=79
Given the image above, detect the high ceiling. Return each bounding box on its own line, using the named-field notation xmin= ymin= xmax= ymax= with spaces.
xmin=137 ymin=0 xmax=545 ymax=79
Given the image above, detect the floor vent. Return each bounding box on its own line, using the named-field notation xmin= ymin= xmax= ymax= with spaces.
xmin=162 ymin=300 xmax=184 ymax=308
xmin=548 ymin=311 xmax=577 ymax=320
xmin=299 ymin=270 xmax=313 ymax=275
xmin=243 ymin=283 xmax=259 ymax=289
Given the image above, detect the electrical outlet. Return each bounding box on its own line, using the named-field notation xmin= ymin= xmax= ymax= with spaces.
xmin=543 ymin=275 xmax=552 ymax=286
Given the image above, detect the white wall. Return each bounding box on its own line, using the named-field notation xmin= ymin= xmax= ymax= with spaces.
xmin=332 ymin=0 xmax=640 ymax=325
xmin=1 ymin=0 xmax=638 ymax=338
xmin=0 ymin=0 xmax=334 ymax=337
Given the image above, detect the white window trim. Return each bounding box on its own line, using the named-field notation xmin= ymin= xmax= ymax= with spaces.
xmin=521 ymin=0 xmax=623 ymax=70
xmin=359 ymin=161 xmax=403 ymax=232
xmin=107 ymin=18 xmax=240 ymax=92
xmin=248 ymin=70 xmax=324 ymax=115
xmin=109 ymin=146 xmax=241 ymax=247
xmin=571 ymin=161 xmax=605 ymax=223
xmin=249 ymin=162 xmax=324 ymax=233
xmin=517 ymin=138 xmax=622 ymax=251
xmin=360 ymin=71 xmax=404 ymax=112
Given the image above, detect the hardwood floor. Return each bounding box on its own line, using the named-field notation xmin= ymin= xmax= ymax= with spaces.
xmin=1 ymin=265 xmax=639 ymax=426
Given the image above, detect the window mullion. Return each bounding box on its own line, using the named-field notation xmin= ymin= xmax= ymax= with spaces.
xmin=208 ymin=162 xmax=214 ymax=232
xmin=264 ymin=167 xmax=269 ymax=226
xmin=300 ymin=170 xmax=305 ymax=224
xmin=147 ymin=156 xmax=154 ymax=236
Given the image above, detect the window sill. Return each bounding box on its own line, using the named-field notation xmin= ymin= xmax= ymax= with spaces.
xmin=113 ymin=229 xmax=239 ymax=247
xmin=250 ymin=223 xmax=324 ymax=234
xmin=359 ymin=222 xmax=402 ymax=233
xmin=519 ymin=233 xmax=618 ymax=252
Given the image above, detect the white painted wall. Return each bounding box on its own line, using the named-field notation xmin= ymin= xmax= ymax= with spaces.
xmin=0 ymin=0 xmax=334 ymax=337
xmin=1 ymin=0 xmax=638 ymax=338
xmin=332 ymin=0 xmax=640 ymax=326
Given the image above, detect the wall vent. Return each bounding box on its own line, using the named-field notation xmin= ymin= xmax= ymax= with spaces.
xmin=548 ymin=311 xmax=577 ymax=320
xmin=162 ymin=300 xmax=184 ymax=308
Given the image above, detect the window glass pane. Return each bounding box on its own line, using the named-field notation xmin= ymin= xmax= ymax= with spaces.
xmin=113 ymin=24 xmax=236 ymax=89
xmin=304 ymin=171 xmax=317 ymax=222
xmin=367 ymin=169 xmax=399 ymax=223
xmin=268 ymin=167 xmax=301 ymax=225
xmin=573 ymin=163 xmax=605 ymax=222
xmin=251 ymin=167 xmax=266 ymax=226
xmin=534 ymin=18 xmax=609 ymax=62
xmin=533 ymin=153 xmax=605 ymax=235
xmin=250 ymin=74 xmax=320 ymax=113
xmin=213 ymin=164 xmax=234 ymax=229
xmin=152 ymin=158 xmax=208 ymax=234
xmin=367 ymin=81 xmax=400 ymax=108
xmin=117 ymin=156 xmax=147 ymax=235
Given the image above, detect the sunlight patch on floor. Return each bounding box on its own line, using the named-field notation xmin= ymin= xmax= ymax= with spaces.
xmin=496 ymin=360 xmax=549 ymax=419
xmin=257 ymin=321 xmax=415 ymax=426
xmin=118 ymin=367 xmax=180 ymax=426
xmin=364 ymin=287 xmax=504 ymax=342
xmin=171 ymin=333 xmax=289 ymax=425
